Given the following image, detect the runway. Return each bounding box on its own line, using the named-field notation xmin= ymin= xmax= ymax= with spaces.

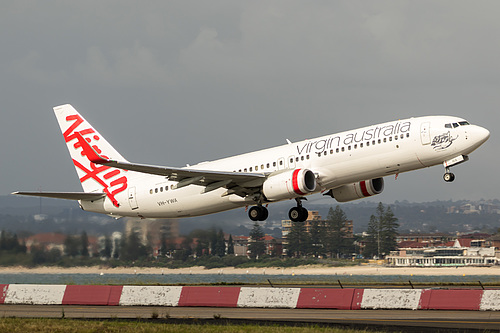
xmin=2 ymin=305 xmax=500 ymax=331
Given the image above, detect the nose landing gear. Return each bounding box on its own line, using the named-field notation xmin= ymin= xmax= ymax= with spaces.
xmin=443 ymin=167 xmax=455 ymax=182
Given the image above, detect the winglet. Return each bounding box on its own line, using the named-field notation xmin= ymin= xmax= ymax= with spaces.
xmin=74 ymin=132 xmax=110 ymax=164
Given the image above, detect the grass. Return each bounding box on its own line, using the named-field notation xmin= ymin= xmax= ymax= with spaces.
xmin=0 ymin=318 xmax=385 ymax=333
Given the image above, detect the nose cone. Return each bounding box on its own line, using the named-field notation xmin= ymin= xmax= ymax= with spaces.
xmin=470 ymin=125 xmax=490 ymax=150
xmin=476 ymin=125 xmax=490 ymax=145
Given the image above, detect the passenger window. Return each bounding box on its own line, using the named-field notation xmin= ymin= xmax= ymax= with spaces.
xmin=348 ymin=146 xmax=351 ymax=150
xmin=336 ymin=148 xmax=339 ymax=153
xmin=394 ymin=136 xmax=398 ymax=140
xmin=155 ymin=188 xmax=158 ymax=193
xmin=266 ymin=163 xmax=270 ymax=168
xmin=378 ymin=139 xmax=381 ymax=144
xmin=372 ymin=140 xmax=376 ymax=145
xmin=389 ymin=137 xmax=392 ymax=141
xmin=329 ymin=150 xmax=333 ymax=154
xmin=296 ymin=157 xmax=299 ymax=162
xmin=280 ymin=160 xmax=283 ymax=165
xmin=360 ymin=143 xmax=363 ymax=148
xmin=366 ymin=142 xmax=370 ymax=146
xmin=306 ymin=155 xmax=310 ymax=159
xmin=301 ymin=156 xmax=305 ymax=161
xmin=255 ymin=166 xmax=258 ymax=171
xmin=383 ymin=138 xmax=387 ymax=143
xmin=261 ymin=164 xmax=264 ymax=169
xmin=244 ymin=168 xmax=247 ymax=172
xmin=341 ymin=147 xmax=345 ymax=152
xmin=150 ymin=189 xmax=153 ymax=194
xmin=250 ymin=167 xmax=253 ymax=172
xmin=400 ymin=134 xmax=404 ymax=139
xmin=324 ymin=151 xmax=328 ymax=155
xmin=406 ymin=133 xmax=410 ymax=138
xmin=160 ymin=187 xmax=163 ymax=192
xmin=354 ymin=144 xmax=357 ymax=149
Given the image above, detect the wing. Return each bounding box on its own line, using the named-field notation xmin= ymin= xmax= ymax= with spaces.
xmin=12 ymin=191 xmax=106 ymax=201
xmin=74 ymin=132 xmax=266 ymax=197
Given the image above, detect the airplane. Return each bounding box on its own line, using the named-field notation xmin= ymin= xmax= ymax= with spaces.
xmin=13 ymin=104 xmax=490 ymax=222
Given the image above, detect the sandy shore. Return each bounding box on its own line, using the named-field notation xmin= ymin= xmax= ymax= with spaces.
xmin=0 ymin=265 xmax=499 ymax=276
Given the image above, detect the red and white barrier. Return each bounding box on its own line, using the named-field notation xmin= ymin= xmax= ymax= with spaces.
xmin=0 ymin=284 xmax=499 ymax=311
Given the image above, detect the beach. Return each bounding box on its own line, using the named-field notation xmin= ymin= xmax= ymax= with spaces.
xmin=1 ymin=265 xmax=499 ymax=276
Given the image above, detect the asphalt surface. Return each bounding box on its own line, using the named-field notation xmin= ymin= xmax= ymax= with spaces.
xmin=1 ymin=305 xmax=500 ymax=332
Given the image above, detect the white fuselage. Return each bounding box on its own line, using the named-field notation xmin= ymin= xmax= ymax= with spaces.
xmin=79 ymin=115 xmax=489 ymax=218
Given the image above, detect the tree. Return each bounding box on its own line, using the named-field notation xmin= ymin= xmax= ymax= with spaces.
xmin=324 ymin=206 xmax=348 ymax=258
xmin=101 ymin=235 xmax=112 ymax=258
xmin=64 ymin=235 xmax=80 ymax=257
xmin=286 ymin=221 xmax=311 ymax=257
xmin=209 ymin=227 xmax=218 ymax=255
xmin=227 ymin=235 xmax=234 ymax=255
xmin=309 ymin=220 xmax=325 ymax=258
xmin=363 ymin=202 xmax=399 ymax=258
xmin=80 ymin=231 xmax=89 ymax=257
xmin=121 ymin=229 xmax=149 ymax=261
xmin=248 ymin=222 xmax=266 ymax=259
xmin=380 ymin=205 xmax=399 ymax=254
xmin=112 ymin=237 xmax=120 ymax=259
xmin=215 ymin=229 xmax=226 ymax=257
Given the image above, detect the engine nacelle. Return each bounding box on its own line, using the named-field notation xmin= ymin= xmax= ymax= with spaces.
xmin=329 ymin=178 xmax=384 ymax=202
xmin=263 ymin=169 xmax=316 ymax=201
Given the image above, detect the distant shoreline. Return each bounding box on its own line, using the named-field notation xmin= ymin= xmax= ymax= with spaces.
xmin=1 ymin=265 xmax=500 ymax=276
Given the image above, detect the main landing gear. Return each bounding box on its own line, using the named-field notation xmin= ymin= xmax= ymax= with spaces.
xmin=443 ymin=167 xmax=455 ymax=183
xmin=288 ymin=198 xmax=308 ymax=223
xmin=248 ymin=205 xmax=268 ymax=221
xmin=248 ymin=198 xmax=309 ymax=222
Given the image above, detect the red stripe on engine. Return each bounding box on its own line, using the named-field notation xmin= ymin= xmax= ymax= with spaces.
xmin=360 ymin=181 xmax=371 ymax=197
xmin=292 ymin=169 xmax=306 ymax=195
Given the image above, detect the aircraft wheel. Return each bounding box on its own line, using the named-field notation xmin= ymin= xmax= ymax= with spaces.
xmin=299 ymin=207 xmax=308 ymax=222
xmin=289 ymin=207 xmax=308 ymax=222
xmin=260 ymin=206 xmax=269 ymax=221
xmin=443 ymin=172 xmax=455 ymax=182
xmin=289 ymin=207 xmax=301 ymax=222
xmin=249 ymin=206 xmax=268 ymax=221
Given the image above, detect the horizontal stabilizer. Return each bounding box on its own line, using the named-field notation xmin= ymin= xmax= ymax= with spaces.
xmin=12 ymin=191 xmax=106 ymax=201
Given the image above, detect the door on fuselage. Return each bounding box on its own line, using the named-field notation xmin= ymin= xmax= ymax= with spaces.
xmin=420 ymin=122 xmax=431 ymax=145
xmin=128 ymin=187 xmax=139 ymax=210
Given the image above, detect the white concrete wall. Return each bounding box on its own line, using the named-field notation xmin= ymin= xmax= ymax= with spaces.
xmin=237 ymin=287 xmax=301 ymax=308
xmin=119 ymin=286 xmax=183 ymax=306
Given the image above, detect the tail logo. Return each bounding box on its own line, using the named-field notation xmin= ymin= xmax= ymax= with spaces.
xmin=63 ymin=114 xmax=127 ymax=207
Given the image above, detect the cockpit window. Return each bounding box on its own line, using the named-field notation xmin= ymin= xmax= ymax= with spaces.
xmin=445 ymin=121 xmax=471 ymax=128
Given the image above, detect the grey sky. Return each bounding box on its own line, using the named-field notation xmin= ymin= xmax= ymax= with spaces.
xmin=1 ymin=1 xmax=498 ymax=204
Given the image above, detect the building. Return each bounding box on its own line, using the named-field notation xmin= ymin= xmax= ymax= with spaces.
xmin=281 ymin=211 xmax=353 ymax=256
xmin=395 ymin=233 xmax=452 ymax=248
xmin=282 ymin=211 xmax=353 ymax=239
xmin=25 ymin=232 xmax=99 ymax=257
xmin=232 ymin=234 xmax=282 ymax=257
xmin=24 ymin=232 xmax=66 ymax=254
xmin=387 ymin=246 xmax=497 ymax=266
xmin=124 ymin=218 xmax=179 ymax=248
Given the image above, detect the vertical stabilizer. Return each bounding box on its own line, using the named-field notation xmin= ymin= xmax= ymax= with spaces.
xmin=53 ymin=104 xmax=130 ymax=207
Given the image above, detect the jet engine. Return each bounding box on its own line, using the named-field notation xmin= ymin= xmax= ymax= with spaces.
xmin=263 ymin=169 xmax=316 ymax=201
xmin=328 ymin=178 xmax=384 ymax=202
